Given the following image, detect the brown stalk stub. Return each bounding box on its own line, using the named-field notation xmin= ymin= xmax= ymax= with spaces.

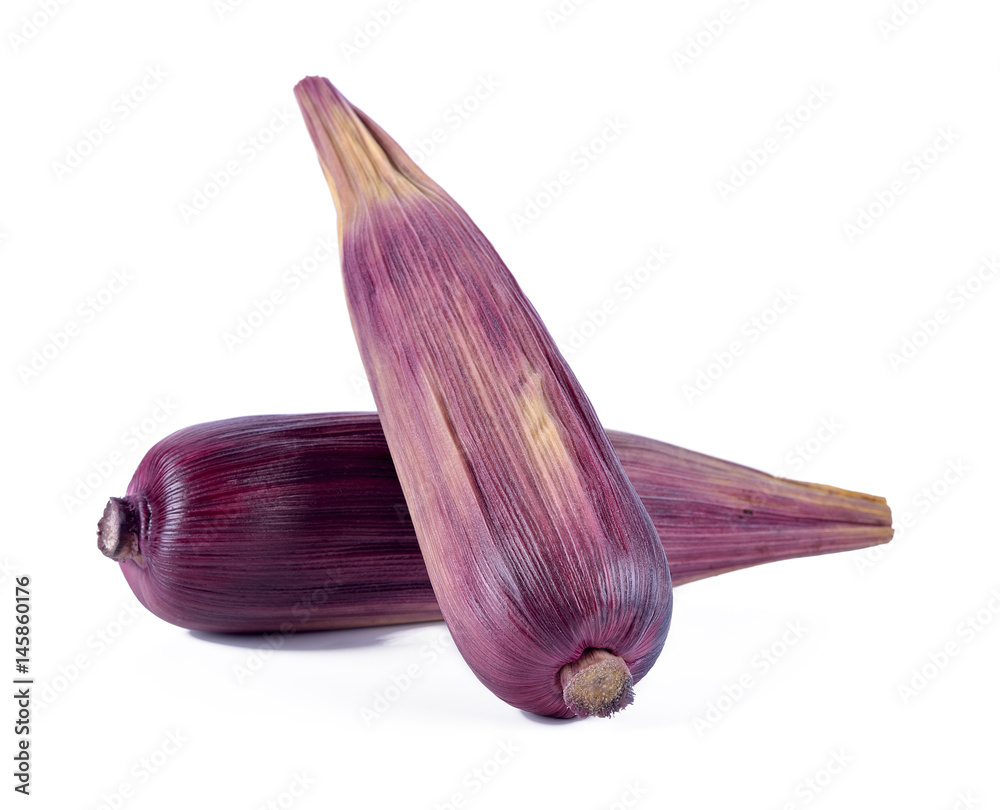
xmin=97 ymin=497 xmax=143 ymax=563
xmin=559 ymin=648 xmax=634 ymax=718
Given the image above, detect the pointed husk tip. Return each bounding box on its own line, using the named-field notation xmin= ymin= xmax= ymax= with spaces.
xmin=293 ymin=76 xmax=432 ymax=227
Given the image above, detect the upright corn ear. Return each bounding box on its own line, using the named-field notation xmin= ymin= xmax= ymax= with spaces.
xmin=295 ymin=77 xmax=672 ymax=718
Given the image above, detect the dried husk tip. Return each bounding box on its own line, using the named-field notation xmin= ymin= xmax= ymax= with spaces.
xmin=559 ymin=649 xmax=635 ymax=718
xmin=293 ymin=76 xmax=444 ymax=238
xmin=97 ymin=496 xmax=144 ymax=564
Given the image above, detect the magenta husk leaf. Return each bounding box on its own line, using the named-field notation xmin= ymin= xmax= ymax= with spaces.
xmin=294 ymin=76 xmax=671 ymax=717
xmin=99 ymin=413 xmax=890 ymax=635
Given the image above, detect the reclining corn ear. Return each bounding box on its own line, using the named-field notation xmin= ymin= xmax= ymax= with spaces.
xmin=97 ymin=413 xmax=892 ymax=635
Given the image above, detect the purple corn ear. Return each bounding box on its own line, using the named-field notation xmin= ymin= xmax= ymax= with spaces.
xmin=99 ymin=415 xmax=444 ymax=633
xmin=98 ymin=413 xmax=891 ymax=634
xmin=295 ymin=76 xmax=673 ymax=718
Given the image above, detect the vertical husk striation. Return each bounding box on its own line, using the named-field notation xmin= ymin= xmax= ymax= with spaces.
xmin=295 ymin=77 xmax=672 ymax=718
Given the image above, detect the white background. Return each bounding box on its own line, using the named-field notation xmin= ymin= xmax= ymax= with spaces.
xmin=4 ymin=0 xmax=999 ymax=807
